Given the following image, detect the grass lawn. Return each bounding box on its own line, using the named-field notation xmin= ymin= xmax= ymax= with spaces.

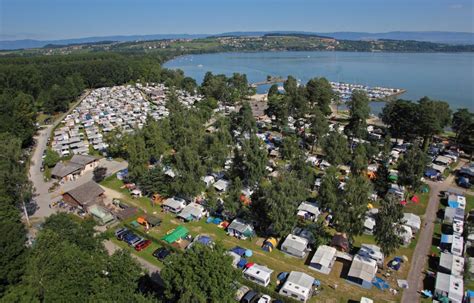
xmin=101 ymin=175 xmax=433 ymax=303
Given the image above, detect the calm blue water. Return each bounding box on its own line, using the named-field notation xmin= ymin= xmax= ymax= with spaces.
xmin=164 ymin=51 xmax=474 ymax=113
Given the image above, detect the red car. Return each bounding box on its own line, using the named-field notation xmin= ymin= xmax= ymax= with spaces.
xmin=135 ymin=239 xmax=151 ymax=251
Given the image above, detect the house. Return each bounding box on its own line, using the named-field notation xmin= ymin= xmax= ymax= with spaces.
xmin=243 ymin=264 xmax=273 ymax=287
xmin=297 ymin=202 xmax=320 ymax=222
xmin=279 ymin=271 xmax=315 ymax=303
xmin=51 ymin=162 xmax=83 ymax=181
xmin=227 ymin=219 xmax=255 ymax=240
xmin=51 ymin=155 xmax=99 ymax=182
xmin=62 ymin=181 xmax=105 ymax=209
xmin=281 ymin=234 xmax=310 ymax=258
xmin=434 ymin=272 xmax=463 ymax=303
xmin=331 ymin=233 xmax=350 ymax=252
xmin=439 ymin=252 xmax=464 ymax=277
xmin=357 ymin=244 xmax=384 ymax=267
xmin=309 ymin=245 xmax=336 ymax=274
xmin=403 ymin=213 xmax=421 ymax=233
xmin=347 ymin=255 xmax=378 ymax=289
xmin=162 ymin=197 xmax=187 ymax=213
xmin=177 ymin=202 xmax=206 ymax=221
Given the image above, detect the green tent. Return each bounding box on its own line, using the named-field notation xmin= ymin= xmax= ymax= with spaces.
xmin=161 ymin=225 xmax=189 ymax=244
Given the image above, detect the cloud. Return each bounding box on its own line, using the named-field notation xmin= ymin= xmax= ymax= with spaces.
xmin=449 ymin=4 xmax=463 ymax=9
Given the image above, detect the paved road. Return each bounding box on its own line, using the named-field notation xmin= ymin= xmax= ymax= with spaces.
xmin=401 ymin=162 xmax=464 ymax=303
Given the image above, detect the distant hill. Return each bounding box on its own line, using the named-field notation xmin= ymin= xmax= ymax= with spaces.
xmin=0 ymin=34 xmax=208 ymax=50
xmin=1 ymin=31 xmax=472 ymax=50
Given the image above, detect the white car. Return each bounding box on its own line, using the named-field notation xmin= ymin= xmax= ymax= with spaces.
xmin=257 ymin=295 xmax=272 ymax=303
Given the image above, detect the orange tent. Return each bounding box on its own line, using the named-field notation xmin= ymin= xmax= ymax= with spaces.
xmin=137 ymin=217 xmax=147 ymax=225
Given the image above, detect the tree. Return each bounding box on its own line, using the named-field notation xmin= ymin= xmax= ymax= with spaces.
xmin=350 ymin=144 xmax=368 ymax=175
xmin=3 ymin=213 xmax=151 ymax=302
xmin=398 ymin=145 xmax=428 ymax=193
xmin=380 ymin=99 xmax=419 ymax=141
xmin=266 ymin=94 xmax=289 ymax=130
xmin=417 ymin=97 xmax=452 ymax=150
xmin=232 ymin=135 xmax=268 ymax=187
xmin=93 ymin=166 xmax=107 ymax=183
xmin=223 ymin=177 xmax=243 ymax=219
xmin=318 ymin=167 xmax=339 ymax=211
xmin=374 ymin=196 xmax=404 ymax=256
xmin=281 ymin=135 xmax=301 ymax=161
xmin=374 ymin=161 xmax=390 ymax=197
xmin=309 ymin=106 xmax=329 ymax=152
xmin=138 ymin=166 xmax=172 ymax=197
xmin=161 ymin=244 xmax=239 ymax=303
xmin=251 ymin=174 xmax=307 ymax=236
xmin=344 ymin=90 xmax=370 ymax=142
xmin=43 ymin=149 xmax=60 ymax=168
xmin=171 ymin=146 xmax=205 ymax=199
xmin=268 ymin=84 xmax=279 ymax=98
xmin=334 ymin=175 xmax=372 ymax=242
xmin=452 ymin=108 xmax=473 ymax=144
xmin=230 ymin=101 xmax=257 ymax=136
xmin=0 ymin=91 xmax=37 ymax=146
xmin=322 ymin=131 xmax=349 ymax=165
xmin=306 ymin=77 xmax=333 ymax=116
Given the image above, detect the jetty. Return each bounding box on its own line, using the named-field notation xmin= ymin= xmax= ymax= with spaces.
xmin=330 ymin=81 xmax=405 ymax=101
xmin=250 ymin=76 xmax=285 ymax=88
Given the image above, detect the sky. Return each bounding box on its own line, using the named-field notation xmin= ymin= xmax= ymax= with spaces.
xmin=1 ymin=0 xmax=473 ymax=40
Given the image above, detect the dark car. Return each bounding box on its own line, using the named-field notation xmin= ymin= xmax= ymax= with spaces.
xmin=117 ymin=229 xmax=132 ymax=240
xmin=153 ymin=247 xmax=172 ymax=261
xmin=135 ymin=239 xmax=151 ymax=251
xmin=241 ymin=290 xmax=259 ymax=303
xmin=115 ymin=227 xmax=128 ymax=238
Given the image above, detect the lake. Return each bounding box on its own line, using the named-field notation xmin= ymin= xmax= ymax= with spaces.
xmin=164 ymin=51 xmax=474 ymax=113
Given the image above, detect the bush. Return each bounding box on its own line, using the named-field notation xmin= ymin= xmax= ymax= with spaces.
xmin=43 ymin=149 xmax=60 ymax=168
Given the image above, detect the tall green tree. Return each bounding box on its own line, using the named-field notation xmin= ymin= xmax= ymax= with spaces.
xmin=161 ymin=244 xmax=239 ymax=303
xmin=232 ymin=134 xmax=268 ymax=187
xmin=452 ymin=108 xmax=473 ymax=144
xmin=223 ymin=177 xmax=244 ymax=219
xmin=334 ymin=175 xmax=371 ymax=242
xmin=172 ymin=146 xmax=205 ymax=199
xmin=251 ymin=174 xmax=307 ymax=236
xmin=380 ymin=99 xmax=419 ymax=141
xmin=306 ymin=77 xmax=333 ymax=116
xmin=318 ymin=167 xmax=339 ymax=211
xmin=374 ymin=196 xmax=404 ymax=256
xmin=309 ymin=106 xmax=329 ymax=152
xmin=230 ymin=101 xmax=257 ymax=136
xmin=0 ymin=91 xmax=37 ymax=146
xmin=417 ymin=97 xmax=451 ymax=150
xmin=344 ymin=90 xmax=370 ymax=142
xmin=397 ymin=145 xmax=428 ymax=193
xmin=322 ymin=131 xmax=349 ymax=165
xmin=350 ymin=144 xmax=368 ymax=175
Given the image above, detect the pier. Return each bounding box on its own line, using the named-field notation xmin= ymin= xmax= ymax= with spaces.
xmin=250 ymin=76 xmax=286 ymax=87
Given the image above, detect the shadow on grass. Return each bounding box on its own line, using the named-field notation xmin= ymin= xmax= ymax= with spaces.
xmin=427 ymin=255 xmax=439 ymax=271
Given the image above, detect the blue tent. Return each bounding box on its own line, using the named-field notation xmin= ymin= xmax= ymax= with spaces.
xmin=372 ymin=277 xmax=389 ymax=290
xmin=448 ymin=201 xmax=460 ymax=208
xmin=277 ymin=272 xmax=289 ymax=281
xmin=231 ymin=246 xmax=246 ymax=257
xmin=196 ymin=236 xmax=212 ymax=246
xmin=466 ymin=290 xmax=474 ymax=299
xmin=425 ymin=168 xmax=438 ymax=178
xmin=440 ymin=234 xmax=451 ymax=244
xmin=237 ymin=258 xmax=248 ymax=269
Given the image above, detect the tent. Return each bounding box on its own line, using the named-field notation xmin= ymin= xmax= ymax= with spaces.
xmin=262 ymin=237 xmax=277 ymax=252
xmin=372 ymin=277 xmax=389 ymax=290
xmin=237 ymin=258 xmax=248 ymax=269
xmin=411 ymin=195 xmax=419 ymax=203
xmin=277 ymin=272 xmax=289 ymax=281
xmin=231 ymin=246 xmax=247 ymax=257
xmin=161 ymin=226 xmax=189 ymax=244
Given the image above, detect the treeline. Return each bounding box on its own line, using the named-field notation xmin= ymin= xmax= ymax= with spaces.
xmin=0 ymin=52 xmax=197 ymax=146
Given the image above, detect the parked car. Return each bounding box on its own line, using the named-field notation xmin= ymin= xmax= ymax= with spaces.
xmin=135 ymin=239 xmax=151 ymax=251
xmin=115 ymin=227 xmax=128 ymax=238
xmin=257 ymin=295 xmax=271 ymax=303
xmin=234 ymin=285 xmax=250 ymax=302
xmin=153 ymin=247 xmax=172 ymax=261
xmin=241 ymin=290 xmax=259 ymax=303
